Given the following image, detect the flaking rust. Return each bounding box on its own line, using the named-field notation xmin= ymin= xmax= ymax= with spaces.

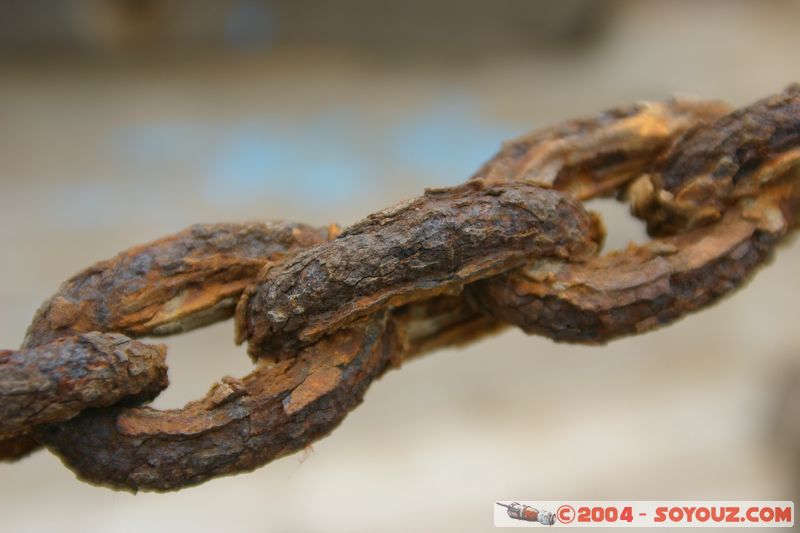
xmin=630 ymin=84 xmax=800 ymax=235
xmin=4 ymin=221 xmax=332 ymax=460
xmin=236 ymin=181 xmax=601 ymax=358
xmin=24 ymin=221 xmax=332 ymax=348
xmin=41 ymin=314 xmax=396 ymax=491
xmin=471 ymin=96 xmax=730 ymax=198
xmin=0 ymin=333 xmax=167 ymax=438
xmin=470 ymin=202 xmax=786 ymax=342
xmin=1 ymin=86 xmax=798 ymax=492
xmin=473 ymin=86 xmax=800 ymax=343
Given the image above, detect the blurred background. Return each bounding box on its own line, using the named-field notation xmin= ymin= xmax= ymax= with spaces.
xmin=1 ymin=1 xmax=799 ymax=531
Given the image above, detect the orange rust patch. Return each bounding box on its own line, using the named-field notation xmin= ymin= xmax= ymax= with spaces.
xmin=283 ymin=366 xmax=343 ymax=416
xmin=47 ymin=297 xmax=83 ymax=329
xmin=117 ymin=405 xmax=244 ymax=436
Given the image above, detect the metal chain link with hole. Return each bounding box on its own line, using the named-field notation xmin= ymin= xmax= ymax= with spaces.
xmin=1 ymin=85 xmax=799 ymax=492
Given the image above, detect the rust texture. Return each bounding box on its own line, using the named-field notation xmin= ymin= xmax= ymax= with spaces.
xmin=473 ymin=86 xmax=800 ymax=343
xmin=0 ymin=333 xmax=167 ymax=438
xmin=391 ymin=294 xmax=505 ymax=358
xmin=630 ymin=84 xmax=800 ymax=235
xmin=236 ymin=181 xmax=600 ymax=357
xmin=10 ymin=222 xmax=333 ymax=460
xmin=41 ymin=315 xmax=395 ymax=491
xmin=0 ymin=86 xmax=798 ymax=492
xmin=470 ymin=97 xmax=730 ymax=198
xmin=470 ymin=201 xmax=789 ymax=342
xmin=24 ymin=221 xmax=332 ymax=348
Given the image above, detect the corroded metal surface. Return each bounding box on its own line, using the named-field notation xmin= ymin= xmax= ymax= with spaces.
xmin=42 ymin=315 xmax=395 ymax=491
xmin=24 ymin=221 xmax=333 ymax=348
xmin=2 ymin=222 xmax=333 ymax=460
xmin=474 ymin=87 xmax=800 ymax=342
xmin=0 ymin=333 xmax=167 ymax=439
xmin=470 ymin=96 xmax=731 ymax=198
xmin=1 ymin=86 xmax=798 ymax=492
xmin=236 ymin=182 xmax=601 ymax=357
xmin=629 ymin=84 xmax=800 ymax=235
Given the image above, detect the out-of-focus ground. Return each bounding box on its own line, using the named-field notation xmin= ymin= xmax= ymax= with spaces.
xmin=1 ymin=1 xmax=800 ymax=532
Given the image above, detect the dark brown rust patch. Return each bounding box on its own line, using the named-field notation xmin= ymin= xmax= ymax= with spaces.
xmin=630 ymin=84 xmax=800 ymax=235
xmin=0 ymin=432 xmax=40 ymax=461
xmin=0 ymin=333 xmax=167 ymax=438
xmin=236 ymin=181 xmax=600 ymax=358
xmin=471 ymin=215 xmax=764 ymax=342
xmin=40 ymin=315 xmax=395 ymax=492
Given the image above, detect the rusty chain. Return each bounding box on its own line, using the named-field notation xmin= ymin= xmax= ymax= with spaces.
xmin=1 ymin=85 xmax=798 ymax=492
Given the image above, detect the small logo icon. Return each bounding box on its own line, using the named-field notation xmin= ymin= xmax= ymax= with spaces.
xmin=496 ymin=502 xmax=556 ymax=525
xmin=556 ymin=504 xmax=575 ymax=524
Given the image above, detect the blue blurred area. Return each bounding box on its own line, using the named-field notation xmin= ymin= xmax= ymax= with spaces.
xmin=388 ymin=99 xmax=517 ymax=180
xmin=113 ymin=98 xmax=522 ymax=209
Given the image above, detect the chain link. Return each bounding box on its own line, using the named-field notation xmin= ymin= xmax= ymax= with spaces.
xmin=1 ymin=85 xmax=798 ymax=491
